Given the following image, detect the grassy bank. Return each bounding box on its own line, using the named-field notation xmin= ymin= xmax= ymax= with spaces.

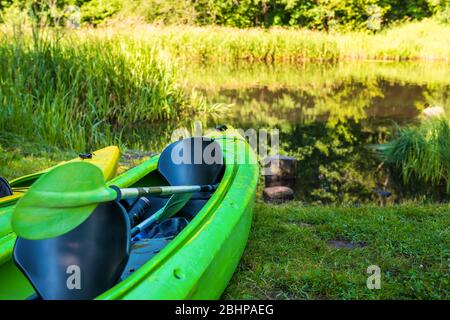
xmin=0 ymin=131 xmax=151 ymax=181
xmin=0 ymin=20 xmax=448 ymax=150
xmin=224 ymin=201 xmax=449 ymax=299
xmin=96 ymin=19 xmax=450 ymax=62
xmin=0 ymin=133 xmax=74 ymax=180
xmin=0 ymin=28 xmax=211 ymax=150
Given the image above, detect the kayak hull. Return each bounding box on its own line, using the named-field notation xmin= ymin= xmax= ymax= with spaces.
xmin=0 ymin=128 xmax=258 ymax=300
xmin=99 ymin=130 xmax=259 ymax=300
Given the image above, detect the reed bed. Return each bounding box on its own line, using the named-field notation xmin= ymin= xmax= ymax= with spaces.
xmin=0 ymin=28 xmax=210 ymax=150
xmin=93 ymin=20 xmax=450 ymax=63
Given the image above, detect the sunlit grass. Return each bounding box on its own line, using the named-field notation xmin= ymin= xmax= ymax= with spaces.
xmin=90 ymin=19 xmax=450 ymax=63
xmin=0 ymin=132 xmax=73 ymax=181
xmin=336 ymin=20 xmax=450 ymax=61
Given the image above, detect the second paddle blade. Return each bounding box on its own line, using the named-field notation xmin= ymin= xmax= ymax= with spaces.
xmin=12 ymin=162 xmax=112 ymax=240
xmin=154 ymin=193 xmax=193 ymax=223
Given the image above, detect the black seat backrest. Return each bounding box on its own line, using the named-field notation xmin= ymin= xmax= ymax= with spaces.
xmin=0 ymin=177 xmax=12 ymax=198
xmin=14 ymin=201 xmax=130 ymax=300
xmin=158 ymin=137 xmax=224 ymax=186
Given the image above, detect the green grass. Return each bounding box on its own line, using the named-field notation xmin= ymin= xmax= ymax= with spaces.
xmin=0 ymin=26 xmax=212 ymax=151
xmin=224 ymin=201 xmax=449 ymax=299
xmin=0 ymin=132 xmax=74 ymax=181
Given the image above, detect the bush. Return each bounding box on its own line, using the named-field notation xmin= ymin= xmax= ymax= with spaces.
xmin=1 ymin=0 xmax=449 ymax=29
xmin=434 ymin=3 xmax=450 ymax=24
xmin=79 ymin=0 xmax=122 ymax=25
xmin=115 ymin=0 xmax=449 ymax=30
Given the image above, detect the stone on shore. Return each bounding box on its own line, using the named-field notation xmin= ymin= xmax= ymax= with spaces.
xmin=264 ymin=155 xmax=297 ymax=190
xmin=263 ymin=186 xmax=294 ymax=203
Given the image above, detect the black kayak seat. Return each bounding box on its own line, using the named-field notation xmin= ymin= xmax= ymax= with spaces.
xmin=13 ymin=201 xmax=130 ymax=300
xmin=123 ymin=137 xmax=223 ymax=244
xmin=158 ymin=137 xmax=224 ymax=187
xmin=0 ymin=177 xmax=12 ymax=198
xmin=124 ymin=137 xmax=224 ymax=235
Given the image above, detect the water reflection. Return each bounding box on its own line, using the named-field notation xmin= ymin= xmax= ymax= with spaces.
xmin=123 ymin=62 xmax=450 ymax=203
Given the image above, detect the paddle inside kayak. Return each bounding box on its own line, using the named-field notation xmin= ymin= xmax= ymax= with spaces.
xmin=0 ymin=127 xmax=258 ymax=300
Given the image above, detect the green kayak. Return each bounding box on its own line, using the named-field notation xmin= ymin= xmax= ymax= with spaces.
xmin=0 ymin=127 xmax=259 ymax=299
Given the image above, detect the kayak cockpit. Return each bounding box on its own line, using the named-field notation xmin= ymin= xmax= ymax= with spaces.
xmin=119 ymin=137 xmax=224 ymax=284
xmin=9 ymin=137 xmax=224 ymax=300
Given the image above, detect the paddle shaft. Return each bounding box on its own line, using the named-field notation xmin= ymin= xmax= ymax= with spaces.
xmin=12 ymin=160 xmax=220 ymax=240
xmin=114 ymin=184 xmax=217 ymax=201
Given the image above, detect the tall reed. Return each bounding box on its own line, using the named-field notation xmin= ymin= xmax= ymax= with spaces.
xmin=0 ymin=28 xmax=209 ymax=150
xmin=94 ymin=20 xmax=450 ymax=63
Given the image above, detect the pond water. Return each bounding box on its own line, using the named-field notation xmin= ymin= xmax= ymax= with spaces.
xmin=130 ymin=62 xmax=450 ymax=204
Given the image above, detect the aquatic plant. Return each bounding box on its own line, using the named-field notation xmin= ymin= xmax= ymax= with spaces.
xmin=375 ymin=116 xmax=450 ymax=197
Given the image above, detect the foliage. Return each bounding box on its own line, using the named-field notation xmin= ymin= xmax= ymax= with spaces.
xmin=121 ymin=0 xmax=449 ymax=30
xmin=434 ymin=3 xmax=450 ymax=24
xmin=2 ymin=0 xmax=448 ymax=29
xmin=120 ymin=0 xmax=198 ymax=25
xmin=79 ymin=0 xmax=122 ymax=25
xmin=375 ymin=116 xmax=450 ymax=199
xmin=0 ymin=0 xmax=122 ymax=26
